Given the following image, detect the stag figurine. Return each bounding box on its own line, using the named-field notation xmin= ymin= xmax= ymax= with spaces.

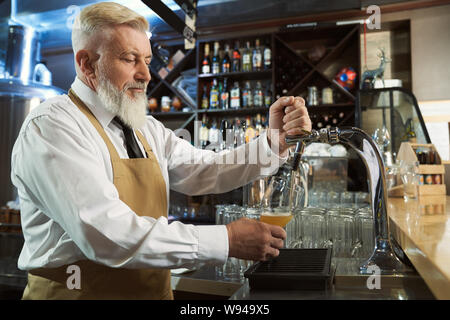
xmin=360 ymin=48 xmax=391 ymax=89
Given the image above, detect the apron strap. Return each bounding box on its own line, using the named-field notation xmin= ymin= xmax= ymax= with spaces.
xmin=68 ymin=89 xmax=121 ymax=160
xmin=135 ymin=130 xmax=153 ymax=156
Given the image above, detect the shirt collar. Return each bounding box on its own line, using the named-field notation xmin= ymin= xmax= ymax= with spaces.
xmin=70 ymin=77 xmax=115 ymax=129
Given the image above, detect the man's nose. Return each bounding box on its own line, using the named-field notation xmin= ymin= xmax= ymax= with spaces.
xmin=135 ymin=61 xmax=151 ymax=83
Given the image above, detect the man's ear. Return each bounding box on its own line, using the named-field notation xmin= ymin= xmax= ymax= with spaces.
xmin=75 ymin=50 xmax=98 ymax=80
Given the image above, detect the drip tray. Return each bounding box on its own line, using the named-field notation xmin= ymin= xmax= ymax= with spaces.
xmin=244 ymin=248 xmax=333 ymax=291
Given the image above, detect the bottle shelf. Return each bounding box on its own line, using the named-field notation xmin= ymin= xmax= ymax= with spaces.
xmin=150 ymin=107 xmax=270 ymax=120
xmin=306 ymin=102 xmax=354 ymax=109
xmin=149 ymin=111 xmax=195 ymax=120
xmin=198 ymin=69 xmax=272 ymax=80
xmin=198 ymin=106 xmax=270 ymax=116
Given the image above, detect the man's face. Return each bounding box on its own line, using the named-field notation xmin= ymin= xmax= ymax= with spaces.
xmin=96 ymin=24 xmax=152 ymax=99
xmin=93 ymin=24 xmax=152 ymax=128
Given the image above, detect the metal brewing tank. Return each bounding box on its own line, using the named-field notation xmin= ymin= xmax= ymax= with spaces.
xmin=1 ymin=25 xmax=64 ymax=206
xmin=0 ymin=79 xmax=64 ymax=206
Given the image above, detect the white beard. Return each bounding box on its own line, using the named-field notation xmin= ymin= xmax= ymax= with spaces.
xmin=96 ymin=73 xmax=148 ymax=129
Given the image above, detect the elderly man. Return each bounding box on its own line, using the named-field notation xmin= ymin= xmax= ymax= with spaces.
xmin=11 ymin=2 xmax=311 ymax=300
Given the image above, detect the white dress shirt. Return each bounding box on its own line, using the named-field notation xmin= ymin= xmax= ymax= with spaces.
xmin=11 ymin=77 xmax=286 ymax=271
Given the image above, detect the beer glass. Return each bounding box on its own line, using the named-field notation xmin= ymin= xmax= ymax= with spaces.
xmin=260 ymin=177 xmax=293 ymax=228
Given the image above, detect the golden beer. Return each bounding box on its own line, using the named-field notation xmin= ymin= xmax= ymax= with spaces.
xmin=260 ymin=211 xmax=293 ymax=228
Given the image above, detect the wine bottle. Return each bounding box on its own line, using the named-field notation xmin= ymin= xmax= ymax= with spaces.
xmin=220 ymin=78 xmax=230 ymax=110
xmin=242 ymin=81 xmax=253 ymax=108
xmin=209 ymin=78 xmax=219 ymax=109
xmin=242 ymin=41 xmax=252 ymax=72
xmin=253 ymin=81 xmax=263 ymax=107
xmin=263 ymin=39 xmax=271 ymax=70
xmin=221 ymin=43 xmax=231 ymax=73
xmin=201 ymin=85 xmax=209 ymax=109
xmin=230 ymin=81 xmax=241 ymax=109
xmin=232 ymin=41 xmax=241 ymax=72
xmin=252 ymin=38 xmax=262 ymax=71
xmin=201 ymin=43 xmax=211 ymax=74
xmin=212 ymin=42 xmax=220 ymax=74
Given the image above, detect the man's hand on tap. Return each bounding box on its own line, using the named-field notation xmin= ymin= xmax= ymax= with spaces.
xmin=267 ymin=96 xmax=312 ymax=157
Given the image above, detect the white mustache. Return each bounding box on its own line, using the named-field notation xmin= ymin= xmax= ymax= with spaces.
xmin=124 ymin=82 xmax=147 ymax=92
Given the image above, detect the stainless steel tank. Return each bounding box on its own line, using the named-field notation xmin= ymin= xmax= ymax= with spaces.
xmin=1 ymin=24 xmax=64 ymax=206
xmin=0 ymin=78 xmax=64 ymax=206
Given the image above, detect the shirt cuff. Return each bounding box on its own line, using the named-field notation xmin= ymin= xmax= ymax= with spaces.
xmin=197 ymin=225 xmax=228 ymax=265
xmin=261 ymin=130 xmax=289 ymax=162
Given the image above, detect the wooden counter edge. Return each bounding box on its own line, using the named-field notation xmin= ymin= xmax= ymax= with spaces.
xmin=388 ymin=199 xmax=450 ymax=300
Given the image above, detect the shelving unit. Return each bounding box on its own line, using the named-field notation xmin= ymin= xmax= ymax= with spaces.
xmin=147 ymin=24 xmax=362 ymax=224
xmin=273 ymin=24 xmax=360 ymax=130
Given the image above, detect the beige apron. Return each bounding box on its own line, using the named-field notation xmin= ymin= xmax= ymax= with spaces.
xmin=22 ymin=89 xmax=172 ymax=300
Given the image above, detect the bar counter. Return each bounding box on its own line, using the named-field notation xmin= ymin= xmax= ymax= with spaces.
xmin=388 ymin=195 xmax=450 ymax=299
xmin=172 ymin=195 xmax=450 ymax=300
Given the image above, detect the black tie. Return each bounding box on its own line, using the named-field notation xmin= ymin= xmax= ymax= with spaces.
xmin=114 ymin=117 xmax=144 ymax=159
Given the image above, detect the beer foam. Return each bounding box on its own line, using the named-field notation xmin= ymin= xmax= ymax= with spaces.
xmin=261 ymin=211 xmax=291 ymax=216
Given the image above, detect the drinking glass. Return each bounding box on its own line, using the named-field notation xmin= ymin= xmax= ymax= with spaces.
xmin=326 ymin=208 xmax=355 ymax=258
xmin=340 ymin=191 xmax=354 ymax=208
xmin=353 ymin=207 xmax=375 ymax=259
xmin=399 ymin=160 xmax=420 ymax=200
xmin=327 ymin=191 xmax=340 ymax=208
xmin=286 ymin=208 xmax=303 ymax=248
xmin=300 ymin=208 xmax=328 ymax=249
xmin=215 ymin=204 xmax=226 ymax=225
xmin=355 ymin=192 xmax=370 ymax=208
xmin=221 ymin=205 xmax=244 ymax=281
xmin=260 ymin=177 xmax=293 ymax=228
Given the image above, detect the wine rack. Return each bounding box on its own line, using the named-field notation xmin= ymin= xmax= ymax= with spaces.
xmin=273 ymin=24 xmax=360 ymax=129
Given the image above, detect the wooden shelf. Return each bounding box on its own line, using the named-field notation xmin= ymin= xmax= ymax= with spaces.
xmin=149 ymin=111 xmax=195 ymax=120
xmin=307 ymin=102 xmax=354 ymax=109
xmin=198 ymin=107 xmax=269 ymax=117
xmin=198 ymin=70 xmax=272 ymax=81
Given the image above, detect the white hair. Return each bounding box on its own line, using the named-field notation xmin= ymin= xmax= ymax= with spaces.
xmin=71 ymin=2 xmax=149 ymax=72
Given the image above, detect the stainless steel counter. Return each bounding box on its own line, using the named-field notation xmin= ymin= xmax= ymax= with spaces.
xmin=171 ymin=258 xmax=435 ymax=300
xmin=230 ymin=258 xmax=435 ymax=300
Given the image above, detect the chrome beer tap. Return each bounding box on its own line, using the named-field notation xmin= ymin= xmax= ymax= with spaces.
xmin=286 ymin=127 xmax=412 ymax=275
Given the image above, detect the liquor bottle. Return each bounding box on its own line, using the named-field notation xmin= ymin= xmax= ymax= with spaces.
xmin=220 ymin=78 xmax=230 ymax=109
xmin=201 ymin=43 xmax=211 ymax=74
xmin=201 ymin=85 xmax=209 ymax=109
xmin=200 ymin=114 xmax=209 ymax=149
xmin=208 ymin=120 xmax=220 ymax=152
xmin=264 ymin=39 xmax=271 ymax=70
xmin=242 ymin=81 xmax=253 ymax=108
xmin=242 ymin=41 xmax=252 ymax=72
xmin=232 ymin=41 xmax=241 ymax=72
xmin=264 ymin=86 xmax=272 ymax=107
xmin=252 ymin=38 xmax=262 ymax=71
xmin=230 ymin=81 xmax=241 ymax=109
xmin=220 ymin=119 xmax=233 ymax=151
xmin=253 ymin=81 xmax=263 ymax=107
xmin=261 ymin=115 xmax=268 ymax=129
xmin=244 ymin=116 xmax=256 ymax=143
xmin=233 ymin=118 xmax=245 ymax=147
xmin=255 ymin=113 xmax=263 ymax=137
xmin=212 ymin=41 xmax=220 ymax=74
xmin=221 ymin=43 xmax=231 ymax=73
xmin=209 ymin=78 xmax=219 ymax=109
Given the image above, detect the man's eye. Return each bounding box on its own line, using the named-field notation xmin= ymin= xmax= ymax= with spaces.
xmin=123 ymin=58 xmax=135 ymax=63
